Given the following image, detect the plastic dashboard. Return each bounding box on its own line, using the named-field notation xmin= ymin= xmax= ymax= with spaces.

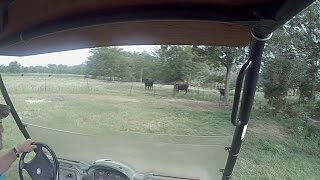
xmin=58 ymin=159 xmax=132 ymax=180
xmin=57 ymin=158 xmax=198 ymax=180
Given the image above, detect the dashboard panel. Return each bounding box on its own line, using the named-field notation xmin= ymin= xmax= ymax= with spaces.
xmin=93 ymin=168 xmax=130 ymax=180
xmin=59 ymin=167 xmax=77 ymax=180
xmin=57 ymin=158 xmax=194 ymax=180
xmin=57 ymin=159 xmax=88 ymax=180
xmin=57 ymin=159 xmax=133 ymax=180
xmin=87 ymin=160 xmax=134 ymax=180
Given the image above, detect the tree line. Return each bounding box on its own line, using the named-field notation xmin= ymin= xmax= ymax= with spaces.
xmin=0 ymin=61 xmax=86 ymax=75
xmin=86 ymin=46 xmax=247 ymax=105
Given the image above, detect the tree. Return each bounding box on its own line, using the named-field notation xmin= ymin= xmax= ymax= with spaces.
xmin=156 ymin=45 xmax=202 ymax=83
xmin=283 ymin=1 xmax=320 ymax=101
xmin=260 ymin=1 xmax=319 ymax=108
xmin=261 ymin=57 xmax=294 ymax=110
xmin=127 ymin=51 xmax=158 ymax=82
xmin=0 ymin=65 xmax=6 ymax=73
xmin=193 ymin=46 xmax=247 ymax=105
xmin=48 ymin=64 xmax=58 ymax=74
xmin=86 ymin=47 xmax=132 ymax=80
xmin=7 ymin=61 xmax=21 ymax=73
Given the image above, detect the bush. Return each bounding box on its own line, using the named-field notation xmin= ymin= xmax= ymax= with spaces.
xmin=310 ymin=100 xmax=320 ymax=119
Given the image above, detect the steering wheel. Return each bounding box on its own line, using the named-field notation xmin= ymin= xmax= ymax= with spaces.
xmin=18 ymin=142 xmax=59 ymax=180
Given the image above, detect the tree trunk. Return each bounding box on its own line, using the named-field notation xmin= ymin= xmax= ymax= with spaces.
xmin=140 ymin=68 xmax=143 ymax=82
xmin=310 ymin=79 xmax=316 ymax=101
xmin=224 ymin=66 xmax=231 ymax=106
xmin=299 ymin=66 xmax=317 ymax=102
xmin=310 ymin=65 xmax=317 ymax=101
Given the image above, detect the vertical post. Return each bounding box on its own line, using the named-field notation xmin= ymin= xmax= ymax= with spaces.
xmin=172 ymin=81 xmax=176 ymax=98
xmin=86 ymin=78 xmax=90 ymax=92
xmin=44 ymin=77 xmax=47 ymax=92
xmin=197 ymin=84 xmax=200 ymax=97
xmin=130 ymin=82 xmax=133 ymax=95
xmin=140 ymin=68 xmax=144 ymax=83
xmin=222 ymin=32 xmax=271 ymax=180
xmin=202 ymin=87 xmax=205 ymax=99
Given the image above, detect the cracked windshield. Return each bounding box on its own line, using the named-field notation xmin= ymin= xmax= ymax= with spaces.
xmin=0 ymin=43 xmax=319 ymax=179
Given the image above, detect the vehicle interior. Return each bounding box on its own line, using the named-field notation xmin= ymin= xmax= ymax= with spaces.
xmin=0 ymin=0 xmax=317 ymax=180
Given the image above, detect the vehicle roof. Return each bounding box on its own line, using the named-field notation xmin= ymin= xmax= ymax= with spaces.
xmin=0 ymin=0 xmax=316 ymax=56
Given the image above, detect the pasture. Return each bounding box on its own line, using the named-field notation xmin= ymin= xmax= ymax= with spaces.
xmin=0 ymin=74 xmax=319 ymax=179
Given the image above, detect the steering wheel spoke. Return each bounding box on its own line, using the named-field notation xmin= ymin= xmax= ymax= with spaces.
xmin=19 ymin=142 xmax=59 ymax=180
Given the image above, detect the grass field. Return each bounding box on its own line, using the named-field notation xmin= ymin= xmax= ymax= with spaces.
xmin=0 ymin=74 xmax=319 ymax=179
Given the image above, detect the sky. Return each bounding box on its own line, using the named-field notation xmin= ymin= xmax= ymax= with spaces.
xmin=0 ymin=45 xmax=158 ymax=67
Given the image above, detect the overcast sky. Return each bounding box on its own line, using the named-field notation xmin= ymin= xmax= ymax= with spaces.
xmin=0 ymin=45 xmax=158 ymax=67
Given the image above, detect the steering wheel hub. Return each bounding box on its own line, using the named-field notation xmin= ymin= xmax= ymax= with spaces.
xmin=36 ymin=167 xmax=41 ymax=175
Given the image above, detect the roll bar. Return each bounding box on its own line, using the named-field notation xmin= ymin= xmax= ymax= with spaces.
xmin=222 ymin=31 xmax=270 ymax=180
xmin=0 ymin=74 xmax=31 ymax=139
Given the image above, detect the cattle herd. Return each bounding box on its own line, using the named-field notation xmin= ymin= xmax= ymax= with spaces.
xmin=144 ymin=78 xmax=189 ymax=93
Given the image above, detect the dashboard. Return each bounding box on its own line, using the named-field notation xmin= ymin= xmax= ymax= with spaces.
xmin=57 ymin=159 xmax=133 ymax=180
xmin=57 ymin=158 xmax=195 ymax=180
xmin=91 ymin=168 xmax=129 ymax=180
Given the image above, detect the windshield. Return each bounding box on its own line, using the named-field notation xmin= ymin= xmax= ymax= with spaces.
xmin=1 ymin=47 xmax=233 ymax=179
xmin=26 ymin=124 xmax=231 ymax=179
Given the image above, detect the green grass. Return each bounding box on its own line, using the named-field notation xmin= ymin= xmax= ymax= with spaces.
xmin=234 ymin=122 xmax=320 ymax=180
xmin=0 ymin=74 xmax=319 ymax=179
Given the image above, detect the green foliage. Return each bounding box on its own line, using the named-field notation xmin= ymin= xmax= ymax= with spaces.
xmin=128 ymin=52 xmax=159 ymax=81
xmin=261 ymin=1 xmax=320 ymax=114
xmin=192 ymin=46 xmax=247 ymax=105
xmin=261 ymin=57 xmax=294 ymax=110
xmin=309 ymin=99 xmax=320 ymax=119
xmin=86 ymin=45 xmax=208 ymax=83
xmin=157 ymin=45 xmax=202 ymax=82
xmin=86 ymin=47 xmax=132 ymax=80
xmin=7 ymin=61 xmax=21 ymax=73
xmin=253 ymin=97 xmax=320 ymax=154
xmin=0 ymin=62 xmax=87 ymax=75
xmin=235 ymin=129 xmax=320 ymax=180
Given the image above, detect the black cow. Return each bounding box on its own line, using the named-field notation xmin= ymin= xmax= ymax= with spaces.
xmin=144 ymin=78 xmax=154 ymax=89
xmin=174 ymin=82 xmax=189 ymax=93
xmin=218 ymin=88 xmax=225 ymax=96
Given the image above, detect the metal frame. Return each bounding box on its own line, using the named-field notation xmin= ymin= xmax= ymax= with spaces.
xmin=231 ymin=60 xmax=251 ymax=126
xmin=222 ymin=32 xmax=269 ymax=179
xmin=221 ymin=1 xmax=316 ymax=179
xmin=0 ymin=74 xmax=31 ymax=139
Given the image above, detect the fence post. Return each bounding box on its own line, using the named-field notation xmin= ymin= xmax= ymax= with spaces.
xmin=203 ymin=87 xmax=205 ymax=99
xmin=172 ymin=81 xmax=176 ymax=98
xmin=86 ymin=78 xmax=89 ymax=91
xmin=130 ymin=82 xmax=133 ymax=95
